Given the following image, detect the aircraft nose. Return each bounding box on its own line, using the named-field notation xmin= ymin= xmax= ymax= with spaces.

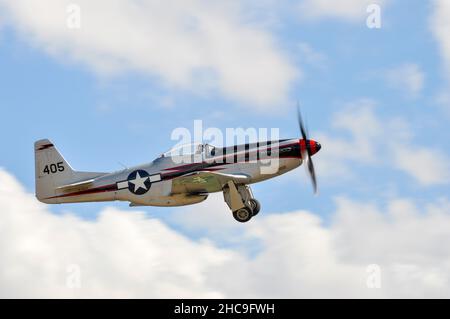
xmin=298 ymin=139 xmax=322 ymax=156
xmin=316 ymin=142 xmax=321 ymax=152
xmin=311 ymin=140 xmax=321 ymax=155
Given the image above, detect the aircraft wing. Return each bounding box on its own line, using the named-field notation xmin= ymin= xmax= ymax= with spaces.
xmin=171 ymin=171 xmax=251 ymax=194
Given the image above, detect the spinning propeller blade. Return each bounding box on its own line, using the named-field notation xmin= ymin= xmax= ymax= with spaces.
xmin=297 ymin=102 xmax=319 ymax=194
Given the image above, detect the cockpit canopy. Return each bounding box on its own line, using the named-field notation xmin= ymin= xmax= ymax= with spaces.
xmin=160 ymin=143 xmax=216 ymax=158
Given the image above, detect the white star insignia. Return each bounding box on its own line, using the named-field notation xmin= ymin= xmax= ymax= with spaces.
xmin=128 ymin=172 xmax=149 ymax=192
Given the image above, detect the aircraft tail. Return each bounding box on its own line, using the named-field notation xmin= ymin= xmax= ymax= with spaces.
xmin=34 ymin=139 xmax=106 ymax=203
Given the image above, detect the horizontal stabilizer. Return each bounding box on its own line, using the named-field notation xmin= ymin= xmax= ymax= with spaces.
xmin=56 ymin=179 xmax=95 ymax=191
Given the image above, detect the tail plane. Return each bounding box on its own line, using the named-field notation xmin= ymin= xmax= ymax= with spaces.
xmin=34 ymin=139 xmax=106 ymax=203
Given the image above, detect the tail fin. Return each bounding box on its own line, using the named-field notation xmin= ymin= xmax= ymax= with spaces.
xmin=35 ymin=139 xmax=106 ymax=203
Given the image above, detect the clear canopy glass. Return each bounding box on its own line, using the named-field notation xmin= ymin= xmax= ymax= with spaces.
xmin=160 ymin=143 xmax=216 ymax=158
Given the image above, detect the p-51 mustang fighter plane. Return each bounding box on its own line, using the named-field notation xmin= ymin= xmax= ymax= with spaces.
xmin=35 ymin=112 xmax=321 ymax=223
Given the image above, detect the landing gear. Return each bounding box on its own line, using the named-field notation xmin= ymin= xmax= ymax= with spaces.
xmin=233 ymin=207 xmax=253 ymax=223
xmin=248 ymin=199 xmax=261 ymax=216
xmin=223 ymin=182 xmax=261 ymax=223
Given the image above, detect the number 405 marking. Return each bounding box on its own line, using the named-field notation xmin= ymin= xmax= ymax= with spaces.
xmin=43 ymin=162 xmax=65 ymax=175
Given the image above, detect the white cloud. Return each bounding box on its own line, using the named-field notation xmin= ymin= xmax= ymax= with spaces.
xmin=0 ymin=169 xmax=229 ymax=298
xmin=297 ymin=42 xmax=328 ymax=69
xmin=331 ymin=197 xmax=450 ymax=297
xmin=431 ymin=0 xmax=450 ymax=77
xmin=298 ymin=0 xmax=386 ymax=21
xmin=431 ymin=0 xmax=450 ymax=116
xmin=315 ymin=99 xmax=381 ymax=180
xmin=386 ymin=64 xmax=425 ymax=98
xmin=435 ymin=91 xmax=450 ymax=116
xmin=315 ymin=99 xmax=449 ymax=186
xmin=1 ymin=168 xmax=450 ymax=298
xmin=393 ymin=147 xmax=450 ymax=186
xmin=0 ymin=0 xmax=296 ymax=110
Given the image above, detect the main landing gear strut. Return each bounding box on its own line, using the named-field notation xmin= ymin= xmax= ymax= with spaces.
xmin=223 ymin=181 xmax=261 ymax=223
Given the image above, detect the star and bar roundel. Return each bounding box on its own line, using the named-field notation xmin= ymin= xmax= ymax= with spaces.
xmin=116 ymin=170 xmax=161 ymax=195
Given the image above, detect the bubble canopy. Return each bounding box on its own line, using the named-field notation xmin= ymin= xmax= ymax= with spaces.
xmin=160 ymin=143 xmax=216 ymax=158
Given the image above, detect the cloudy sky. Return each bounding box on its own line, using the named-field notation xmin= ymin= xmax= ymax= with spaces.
xmin=0 ymin=0 xmax=449 ymax=298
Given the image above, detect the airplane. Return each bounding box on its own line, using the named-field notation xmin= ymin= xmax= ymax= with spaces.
xmin=35 ymin=111 xmax=321 ymax=223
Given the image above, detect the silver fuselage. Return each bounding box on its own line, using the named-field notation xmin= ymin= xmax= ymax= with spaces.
xmin=43 ymin=139 xmax=303 ymax=206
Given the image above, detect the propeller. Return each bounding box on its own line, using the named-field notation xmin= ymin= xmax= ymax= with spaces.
xmin=297 ymin=103 xmax=319 ymax=194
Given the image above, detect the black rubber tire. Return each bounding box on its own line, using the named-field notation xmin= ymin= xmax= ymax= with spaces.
xmin=233 ymin=207 xmax=253 ymax=223
xmin=248 ymin=199 xmax=261 ymax=216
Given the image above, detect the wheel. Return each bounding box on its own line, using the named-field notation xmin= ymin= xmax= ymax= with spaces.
xmin=248 ymin=199 xmax=261 ymax=216
xmin=233 ymin=207 xmax=253 ymax=223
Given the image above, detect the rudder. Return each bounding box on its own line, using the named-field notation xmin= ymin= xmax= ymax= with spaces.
xmin=35 ymin=139 xmax=77 ymax=202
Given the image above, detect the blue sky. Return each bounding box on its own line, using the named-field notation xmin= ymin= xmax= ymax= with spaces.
xmin=1 ymin=0 xmax=448 ymax=220
xmin=0 ymin=0 xmax=450 ymax=298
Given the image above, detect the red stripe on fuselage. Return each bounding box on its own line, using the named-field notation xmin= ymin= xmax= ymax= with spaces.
xmin=44 ymin=184 xmax=117 ymax=200
xmin=45 ymin=142 xmax=301 ymax=200
xmin=163 ymin=142 xmax=300 ymax=171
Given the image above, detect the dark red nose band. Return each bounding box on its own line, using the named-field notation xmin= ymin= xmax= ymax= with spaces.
xmin=299 ymin=139 xmax=321 ymax=156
